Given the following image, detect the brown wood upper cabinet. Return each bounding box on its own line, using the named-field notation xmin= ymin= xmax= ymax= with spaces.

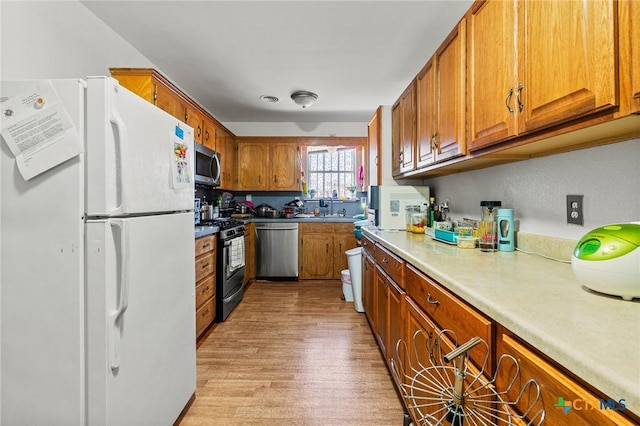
xmin=367 ymin=107 xmax=382 ymax=187
xmin=467 ymin=0 xmax=618 ymax=151
xmin=236 ymin=141 xmax=300 ymax=191
xmin=623 ymin=0 xmax=640 ymax=114
xmin=185 ymin=105 xmax=204 ymax=145
xmin=202 ymin=117 xmax=216 ymax=149
xmin=110 ymin=68 xmax=187 ymax=120
xmin=214 ymin=126 xmax=236 ymax=190
xmin=416 ymin=19 xmax=467 ymax=169
xmin=392 ymin=82 xmax=416 ymax=176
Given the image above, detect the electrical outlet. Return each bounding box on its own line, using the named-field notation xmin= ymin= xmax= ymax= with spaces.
xmin=566 ymin=195 xmax=584 ymax=225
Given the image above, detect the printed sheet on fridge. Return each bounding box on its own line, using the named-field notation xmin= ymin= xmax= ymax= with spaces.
xmin=1 ymin=80 xmax=83 ymax=181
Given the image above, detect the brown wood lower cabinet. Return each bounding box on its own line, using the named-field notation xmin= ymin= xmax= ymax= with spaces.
xmin=405 ymin=263 xmax=493 ymax=375
xmin=299 ymin=222 xmax=357 ymax=279
xmin=362 ymin=249 xmax=376 ymax=329
xmin=496 ymin=327 xmax=636 ymax=426
xmin=373 ymin=265 xmax=388 ymax=356
xmin=195 ymin=234 xmax=216 ymax=338
xmin=386 ymin=271 xmax=405 ymax=387
xmin=363 ymin=234 xmax=640 ymax=425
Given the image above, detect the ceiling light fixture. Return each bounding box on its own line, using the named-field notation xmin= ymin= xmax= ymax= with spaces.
xmin=260 ymin=95 xmax=279 ymax=103
xmin=291 ymin=91 xmax=318 ymax=108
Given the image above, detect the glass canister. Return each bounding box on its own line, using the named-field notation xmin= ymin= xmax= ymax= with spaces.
xmin=479 ymin=201 xmax=501 ymax=252
xmin=480 ymin=201 xmax=502 ymax=222
xmin=405 ymin=205 xmax=421 ymax=232
xmin=411 ymin=211 xmax=427 ymax=233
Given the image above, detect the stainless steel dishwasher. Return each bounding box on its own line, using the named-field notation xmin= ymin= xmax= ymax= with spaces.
xmin=255 ymin=222 xmax=299 ymax=280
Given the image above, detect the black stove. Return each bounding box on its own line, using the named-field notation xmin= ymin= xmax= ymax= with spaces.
xmin=200 ymin=218 xmax=245 ymax=241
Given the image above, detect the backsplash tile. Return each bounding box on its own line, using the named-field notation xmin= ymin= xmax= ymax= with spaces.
xmin=516 ymin=232 xmax=578 ymax=262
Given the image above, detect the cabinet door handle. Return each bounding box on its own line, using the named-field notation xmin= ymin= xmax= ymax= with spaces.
xmin=505 ymin=87 xmax=514 ymax=115
xmin=204 ymin=130 xmax=210 ymax=141
xmin=273 ymin=175 xmax=277 ymax=184
xmin=382 ymin=257 xmax=389 ymax=263
xmin=426 ymin=293 xmax=440 ymax=306
xmin=375 ymin=155 xmax=378 ymax=166
xmin=197 ymin=125 xmax=202 ymax=137
xmin=398 ymin=151 xmax=404 ymax=164
xmin=326 ymin=244 xmax=329 ymax=253
xmin=516 ymin=83 xmax=524 ymax=112
xmin=258 ymin=175 xmax=262 ymax=184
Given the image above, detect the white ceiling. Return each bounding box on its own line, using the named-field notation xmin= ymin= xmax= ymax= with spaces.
xmin=81 ymin=1 xmax=472 ymax=124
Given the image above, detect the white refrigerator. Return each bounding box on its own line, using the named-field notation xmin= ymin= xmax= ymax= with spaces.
xmin=1 ymin=77 xmax=196 ymax=425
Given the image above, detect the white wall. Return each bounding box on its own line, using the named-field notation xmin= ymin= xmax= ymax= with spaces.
xmin=421 ymin=138 xmax=640 ymax=240
xmin=0 ymin=1 xmax=153 ymax=80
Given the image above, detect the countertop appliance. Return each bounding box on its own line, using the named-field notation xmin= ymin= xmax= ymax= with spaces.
xmin=367 ymin=185 xmax=430 ymax=230
xmin=194 ymin=142 xmax=221 ymax=187
xmin=1 ymin=77 xmax=196 ymax=425
xmin=571 ymin=222 xmax=640 ymax=301
xmin=201 ymin=218 xmax=246 ymax=321
xmin=255 ymin=222 xmax=299 ymax=279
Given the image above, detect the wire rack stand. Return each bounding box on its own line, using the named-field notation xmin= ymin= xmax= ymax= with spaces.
xmin=391 ymin=329 xmax=545 ymax=426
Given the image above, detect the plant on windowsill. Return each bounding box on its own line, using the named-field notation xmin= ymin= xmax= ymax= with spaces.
xmin=348 ymin=186 xmax=357 ymax=199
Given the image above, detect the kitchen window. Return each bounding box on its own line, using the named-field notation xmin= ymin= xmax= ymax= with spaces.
xmin=307 ymin=147 xmax=357 ymax=199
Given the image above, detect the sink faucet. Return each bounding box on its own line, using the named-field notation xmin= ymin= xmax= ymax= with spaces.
xmin=320 ymin=198 xmax=334 ymax=216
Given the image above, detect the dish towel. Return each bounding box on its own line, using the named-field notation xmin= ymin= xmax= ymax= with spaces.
xmin=229 ymin=237 xmax=245 ymax=270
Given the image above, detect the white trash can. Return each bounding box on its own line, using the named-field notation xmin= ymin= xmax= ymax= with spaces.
xmin=345 ymin=247 xmax=364 ymax=312
xmin=341 ymin=269 xmax=354 ymax=302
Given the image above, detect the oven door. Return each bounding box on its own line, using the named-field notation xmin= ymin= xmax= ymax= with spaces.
xmin=221 ymin=236 xmax=245 ymax=296
xmin=194 ymin=143 xmax=221 ymax=187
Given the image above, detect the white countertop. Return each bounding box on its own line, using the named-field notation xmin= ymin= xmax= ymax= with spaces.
xmin=194 ymin=225 xmax=218 ymax=239
xmin=363 ymin=228 xmax=640 ymax=416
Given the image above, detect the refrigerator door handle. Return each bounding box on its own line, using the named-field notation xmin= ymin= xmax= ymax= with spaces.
xmin=109 ymin=83 xmax=128 ymax=216
xmin=109 ymin=219 xmax=130 ymax=370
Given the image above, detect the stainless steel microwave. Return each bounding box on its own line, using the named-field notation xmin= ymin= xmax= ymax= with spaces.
xmin=194 ymin=143 xmax=221 ymax=187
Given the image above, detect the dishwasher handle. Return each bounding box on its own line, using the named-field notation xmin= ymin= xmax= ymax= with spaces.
xmin=255 ymin=223 xmax=299 ymax=231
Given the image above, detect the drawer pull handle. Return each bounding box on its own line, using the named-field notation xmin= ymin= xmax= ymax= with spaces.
xmin=202 ymin=243 xmax=210 ymax=249
xmin=382 ymin=257 xmax=389 ymax=263
xmin=202 ymin=262 xmax=209 ymax=269
xmin=426 ymin=293 xmax=440 ymax=306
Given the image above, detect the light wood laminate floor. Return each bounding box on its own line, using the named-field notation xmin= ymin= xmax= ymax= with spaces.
xmin=177 ymin=280 xmax=405 ymax=426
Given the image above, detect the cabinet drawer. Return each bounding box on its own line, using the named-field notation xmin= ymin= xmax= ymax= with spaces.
xmin=195 ymin=235 xmax=215 ymax=257
xmin=406 ymin=263 xmax=493 ymax=373
xmin=196 ymin=297 xmax=215 ymax=337
xmin=299 ymin=222 xmax=330 ymax=233
xmin=195 ymin=252 xmax=215 ymax=282
xmin=361 ymin=233 xmax=377 ymax=257
xmin=497 ymin=331 xmax=635 ymax=426
xmin=195 ymin=275 xmax=215 ymax=309
xmin=374 ymin=244 xmax=404 ymax=288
